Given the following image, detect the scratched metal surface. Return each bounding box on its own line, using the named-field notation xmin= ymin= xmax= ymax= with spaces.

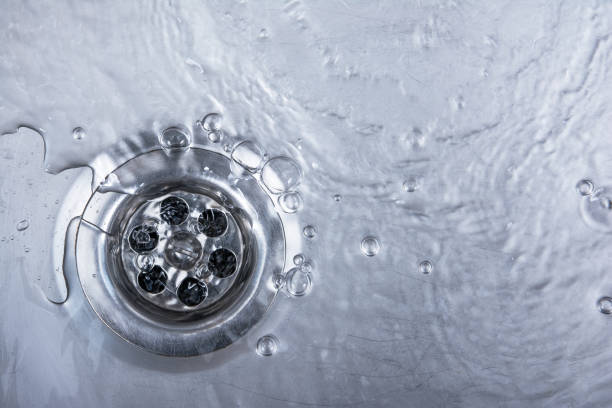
xmin=2 ymin=1 xmax=612 ymax=407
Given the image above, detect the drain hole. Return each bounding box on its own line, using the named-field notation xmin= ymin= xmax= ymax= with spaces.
xmin=160 ymin=196 xmax=189 ymax=225
xmin=137 ymin=265 xmax=167 ymax=294
xmin=178 ymin=277 xmax=208 ymax=306
xmin=198 ymin=209 xmax=228 ymax=237
xmin=129 ymin=225 xmax=159 ymax=253
xmin=208 ymin=248 xmax=237 ymax=278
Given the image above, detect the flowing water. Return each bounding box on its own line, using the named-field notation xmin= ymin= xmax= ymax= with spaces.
xmin=1 ymin=1 xmax=612 ymax=407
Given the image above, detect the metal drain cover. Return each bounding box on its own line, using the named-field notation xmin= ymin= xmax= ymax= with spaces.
xmin=75 ymin=147 xmax=285 ymax=356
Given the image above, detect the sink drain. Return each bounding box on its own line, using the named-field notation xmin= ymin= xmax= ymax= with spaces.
xmin=75 ymin=146 xmax=289 ymax=356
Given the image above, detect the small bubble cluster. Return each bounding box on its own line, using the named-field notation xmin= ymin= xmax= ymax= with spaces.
xmin=201 ymin=113 xmax=223 ymax=144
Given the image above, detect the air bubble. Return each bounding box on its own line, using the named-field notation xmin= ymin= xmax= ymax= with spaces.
xmin=258 ymin=28 xmax=269 ymax=40
xmin=360 ymin=236 xmax=380 ymax=257
xmin=598 ymin=297 xmax=612 ymax=314
xmin=16 ymin=219 xmax=29 ymax=231
xmin=580 ymin=186 xmax=612 ymax=232
xmin=208 ymin=130 xmax=223 ymax=143
xmin=418 ymin=260 xmax=433 ymax=275
xmin=256 ymin=334 xmax=279 ymax=356
xmin=576 ymin=179 xmax=594 ymax=196
xmin=278 ymin=191 xmax=303 ymax=214
xmin=402 ymin=176 xmax=421 ymax=192
xmin=293 ymin=254 xmax=304 ymax=265
xmin=272 ymin=273 xmax=285 ymax=289
xmin=333 ymin=194 xmax=342 ymax=202
xmin=300 ymin=261 xmax=312 ymax=273
xmin=72 ymin=127 xmax=86 ymax=141
xmin=231 ymin=140 xmax=265 ymax=172
xmin=285 ymin=267 xmax=312 ymax=297
xmin=201 ymin=113 xmax=223 ymax=132
xmin=303 ymin=225 xmax=317 ymax=239
xmin=261 ymin=157 xmax=302 ymax=193
xmin=159 ymin=126 xmax=191 ymax=151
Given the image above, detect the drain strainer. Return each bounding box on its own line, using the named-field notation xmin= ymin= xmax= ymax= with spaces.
xmin=75 ymin=147 xmax=286 ymax=356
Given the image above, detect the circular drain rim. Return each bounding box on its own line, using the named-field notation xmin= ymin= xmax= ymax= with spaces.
xmin=75 ymin=147 xmax=286 ymax=356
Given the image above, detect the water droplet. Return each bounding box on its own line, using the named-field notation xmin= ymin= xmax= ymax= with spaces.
xmin=600 ymin=196 xmax=612 ymax=210
xmin=258 ymin=28 xmax=269 ymax=40
xmin=231 ymin=140 xmax=265 ymax=172
xmin=159 ymin=126 xmax=191 ymax=151
xmin=72 ymin=127 xmax=86 ymax=141
xmin=261 ymin=157 xmax=302 ymax=193
xmin=598 ymin=296 xmax=612 ymax=314
xmin=278 ymin=191 xmax=303 ymax=213
xmin=256 ymin=334 xmax=279 ymax=356
xmin=360 ymin=236 xmax=380 ymax=257
xmin=293 ymin=254 xmax=304 ymax=265
xmin=303 ymin=225 xmax=317 ymax=239
xmin=576 ymin=179 xmax=594 ymax=196
xmin=419 ymin=260 xmax=433 ymax=275
xmin=16 ymin=219 xmax=29 ymax=231
xmin=201 ymin=113 xmax=223 ymax=132
xmin=136 ymin=254 xmax=155 ymax=271
xmin=285 ymin=267 xmax=312 ymax=297
xmin=24 ymin=247 xmax=30 ymax=253
xmin=402 ymin=176 xmax=421 ymax=193
xmin=333 ymin=194 xmax=342 ymax=202
xmin=223 ymin=143 xmax=232 ymax=153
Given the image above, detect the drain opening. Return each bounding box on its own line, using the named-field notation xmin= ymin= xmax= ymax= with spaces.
xmin=76 ymin=147 xmax=288 ymax=356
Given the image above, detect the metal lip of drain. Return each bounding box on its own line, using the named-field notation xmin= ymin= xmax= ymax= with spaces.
xmin=75 ymin=147 xmax=291 ymax=357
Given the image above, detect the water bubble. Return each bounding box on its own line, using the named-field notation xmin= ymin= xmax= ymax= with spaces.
xmin=278 ymin=191 xmax=303 ymax=213
xmin=258 ymin=28 xmax=269 ymax=40
xmin=333 ymin=194 xmax=342 ymax=202
xmin=402 ymin=176 xmax=421 ymax=193
xmin=256 ymin=334 xmax=279 ymax=356
xmin=201 ymin=113 xmax=223 ymax=132
xmin=300 ymin=261 xmax=312 ymax=273
xmin=303 ymin=225 xmax=317 ymax=239
xmin=580 ymin=186 xmax=612 ymax=232
xmin=231 ymin=140 xmax=265 ymax=172
xmin=72 ymin=127 xmax=86 ymax=141
xmin=261 ymin=157 xmax=302 ymax=193
xmin=16 ymin=219 xmax=29 ymax=231
xmin=598 ymin=297 xmax=612 ymax=314
xmin=293 ymin=254 xmax=304 ymax=265
xmin=418 ymin=260 xmax=433 ymax=275
xmin=285 ymin=267 xmax=312 ymax=297
xmin=576 ymin=179 xmax=594 ymax=196
xmin=360 ymin=236 xmax=380 ymax=257
xmin=272 ymin=273 xmax=285 ymax=289
xmin=208 ymin=130 xmax=223 ymax=143
xmin=159 ymin=126 xmax=191 ymax=151
xmin=136 ymin=254 xmax=155 ymax=271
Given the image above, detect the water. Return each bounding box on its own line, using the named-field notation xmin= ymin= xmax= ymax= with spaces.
xmin=1 ymin=1 xmax=612 ymax=406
